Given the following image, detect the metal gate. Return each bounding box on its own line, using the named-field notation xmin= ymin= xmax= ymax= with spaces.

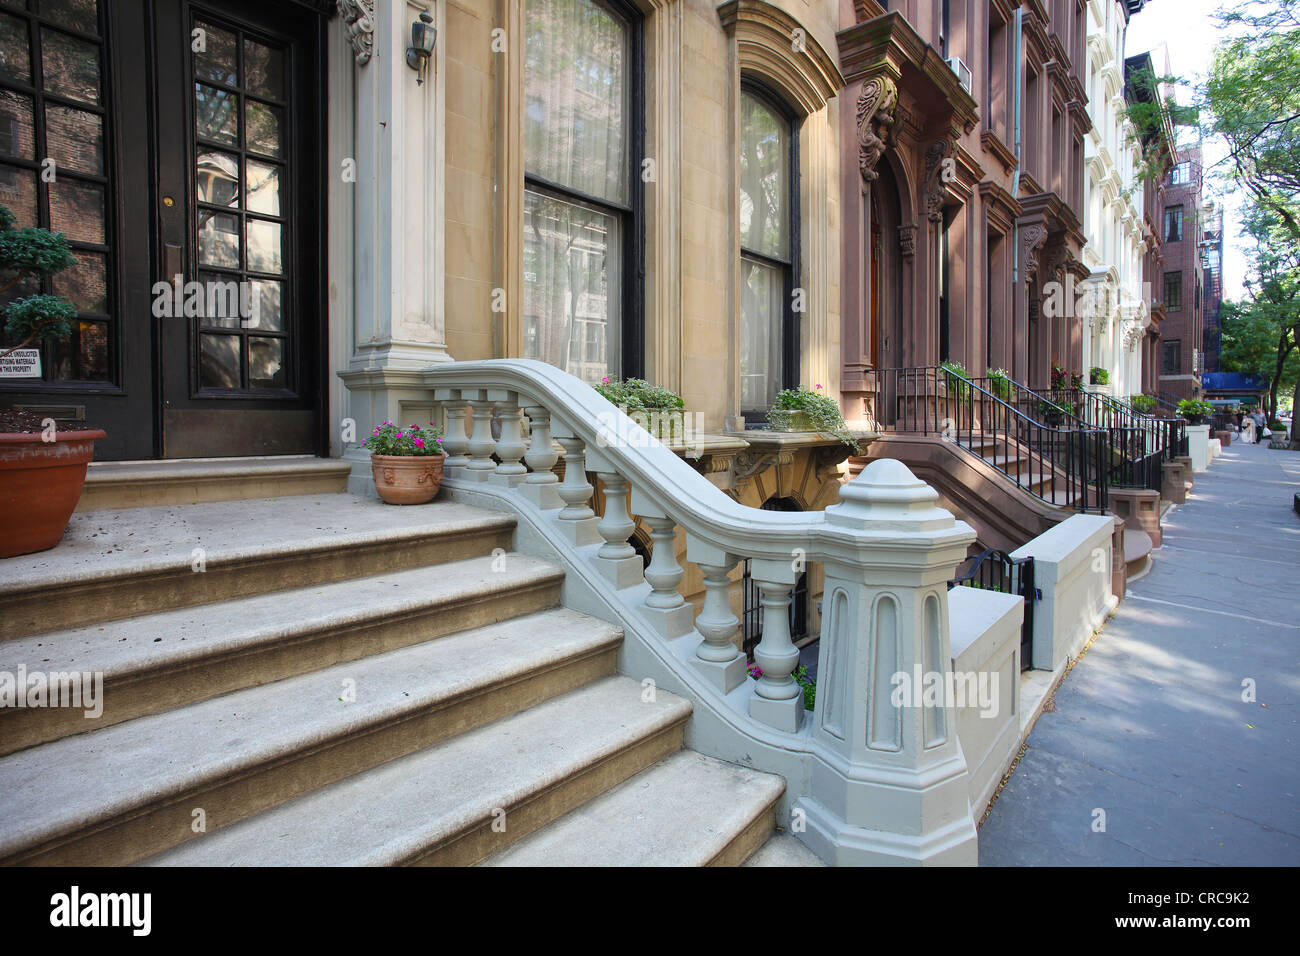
xmin=948 ymin=549 xmax=1039 ymax=670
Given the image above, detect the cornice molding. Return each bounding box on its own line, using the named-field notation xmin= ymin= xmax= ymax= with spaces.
xmin=337 ymin=0 xmax=374 ymax=66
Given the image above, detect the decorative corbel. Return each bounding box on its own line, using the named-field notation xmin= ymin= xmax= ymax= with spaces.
xmin=338 ymin=0 xmax=376 ymax=66
xmin=922 ymin=139 xmax=953 ymax=223
xmin=856 ymin=75 xmax=899 ymax=183
xmin=1020 ymin=224 xmax=1048 ymax=282
xmin=898 ymin=224 xmax=917 ymax=259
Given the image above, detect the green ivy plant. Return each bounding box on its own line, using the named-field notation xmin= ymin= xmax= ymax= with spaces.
xmin=986 ymin=367 xmax=1013 ymax=401
xmin=1177 ymin=399 xmax=1214 ymax=422
xmin=1129 ymin=394 xmax=1158 ymax=413
xmin=771 ymin=385 xmax=861 ymax=452
xmin=1090 ymin=366 xmax=1110 ymax=385
xmin=940 ymin=360 xmax=972 ymax=403
xmin=593 ymin=377 xmax=685 ymax=411
xmin=0 ymin=204 xmax=78 ymax=361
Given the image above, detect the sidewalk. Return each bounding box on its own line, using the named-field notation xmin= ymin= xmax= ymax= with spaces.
xmin=978 ymin=438 xmax=1300 ymax=866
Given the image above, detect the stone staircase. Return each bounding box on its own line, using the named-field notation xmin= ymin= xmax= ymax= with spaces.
xmin=0 ymin=467 xmax=797 ymax=867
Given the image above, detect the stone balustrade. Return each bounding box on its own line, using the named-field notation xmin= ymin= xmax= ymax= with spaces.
xmin=426 ymin=360 xmax=980 ymax=865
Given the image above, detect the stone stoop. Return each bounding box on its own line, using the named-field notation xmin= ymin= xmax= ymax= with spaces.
xmin=76 ymin=456 xmax=352 ymax=513
xmin=0 ymin=493 xmax=787 ymax=867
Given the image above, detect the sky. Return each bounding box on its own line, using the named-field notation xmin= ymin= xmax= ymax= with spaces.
xmin=1125 ymin=0 xmax=1249 ymax=300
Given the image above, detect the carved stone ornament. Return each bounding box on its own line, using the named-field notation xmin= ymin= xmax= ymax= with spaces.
xmin=856 ymin=75 xmax=899 ymax=182
xmin=923 ymin=140 xmax=952 ymax=222
xmin=898 ymin=224 xmax=917 ymax=259
xmin=338 ymin=0 xmax=375 ymax=66
xmin=1020 ymin=224 xmax=1048 ymax=281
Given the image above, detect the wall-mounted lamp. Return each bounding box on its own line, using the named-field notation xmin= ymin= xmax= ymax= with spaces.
xmin=406 ymin=11 xmax=437 ymax=85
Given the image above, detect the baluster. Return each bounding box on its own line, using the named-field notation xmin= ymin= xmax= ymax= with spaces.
xmin=554 ymin=435 xmax=600 ymax=545
xmin=433 ymin=388 xmax=469 ymax=469
xmin=632 ymin=513 xmax=692 ymax=639
xmin=747 ymin=558 xmax=803 ymax=732
xmin=488 ymin=389 xmax=527 ymax=488
xmin=592 ymin=471 xmax=643 ymax=589
xmin=461 ymin=389 xmax=496 ymax=481
xmin=685 ymin=536 xmax=747 ymax=694
xmin=519 ymin=404 xmax=562 ymax=509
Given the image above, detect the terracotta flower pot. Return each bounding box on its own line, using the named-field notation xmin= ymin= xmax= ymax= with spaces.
xmin=0 ymin=429 xmax=106 ymax=558
xmin=371 ymin=453 xmax=444 ymax=505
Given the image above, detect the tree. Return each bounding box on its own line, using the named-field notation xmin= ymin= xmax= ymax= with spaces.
xmin=1220 ymin=201 xmax=1300 ymax=436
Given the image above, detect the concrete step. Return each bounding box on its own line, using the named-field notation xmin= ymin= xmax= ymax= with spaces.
xmin=143 ymin=676 xmax=691 ymax=867
xmin=77 ymin=456 xmax=351 ymax=513
xmin=1124 ymin=527 xmax=1154 ymax=581
xmin=0 ymin=607 xmax=621 ymax=865
xmin=0 ymin=554 xmax=565 ymax=756
xmin=743 ymin=831 xmax=827 ymax=866
xmin=0 ymin=495 xmax=515 ymax=640
xmin=483 ymin=750 xmax=784 ymax=867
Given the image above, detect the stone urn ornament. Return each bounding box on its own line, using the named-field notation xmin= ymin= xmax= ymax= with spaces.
xmin=364 ymin=421 xmax=445 ymax=505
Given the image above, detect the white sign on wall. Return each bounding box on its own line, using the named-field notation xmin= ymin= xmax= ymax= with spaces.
xmin=0 ymin=349 xmax=41 ymax=379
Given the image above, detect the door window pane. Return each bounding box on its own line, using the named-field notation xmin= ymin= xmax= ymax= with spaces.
xmin=245 ymin=159 xmax=279 ymax=215
xmin=243 ymin=39 xmax=284 ymax=101
xmin=40 ymin=29 xmax=100 ymax=104
xmin=195 ymin=83 xmax=237 ymax=144
xmin=740 ymin=94 xmax=789 ymax=260
xmin=196 ymin=150 xmax=240 ymax=206
xmin=246 ymin=217 xmax=281 ymax=273
xmin=523 ymin=188 xmax=620 ymax=385
xmin=45 ymin=103 xmax=102 ymax=174
xmin=41 ymin=0 xmax=98 ymax=33
xmin=740 ymin=256 xmax=783 ymax=411
xmin=51 ymin=250 xmax=107 ymax=312
xmin=245 ymin=100 xmax=281 ymax=157
xmin=0 ymin=162 xmax=35 ymax=223
xmin=199 ymin=333 xmax=240 ymax=388
xmin=248 ymin=335 xmax=284 ymax=388
xmin=0 ymin=13 xmax=30 ymax=84
xmin=48 ymin=177 xmax=103 ymax=242
xmin=193 ymin=21 xmax=238 ymax=87
xmin=524 ymin=0 xmax=628 ymax=203
xmin=0 ymin=89 xmax=34 ymax=159
xmin=198 ymin=211 xmax=240 ymax=267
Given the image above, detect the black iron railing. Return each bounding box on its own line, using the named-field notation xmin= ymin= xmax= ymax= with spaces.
xmin=948 ymin=548 xmax=1039 ymax=670
xmin=869 ymin=366 xmax=1109 ymax=512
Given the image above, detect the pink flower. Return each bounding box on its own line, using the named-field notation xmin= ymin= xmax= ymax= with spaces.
xmin=414 ymin=438 xmax=424 ymax=449
xmin=601 ymin=377 xmax=610 ymax=383
xmin=815 ymin=384 xmax=823 ymax=389
xmin=395 ymin=431 xmax=404 ymax=439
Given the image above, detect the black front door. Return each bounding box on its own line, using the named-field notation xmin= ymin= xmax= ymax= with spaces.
xmin=0 ymin=0 xmax=325 ymax=460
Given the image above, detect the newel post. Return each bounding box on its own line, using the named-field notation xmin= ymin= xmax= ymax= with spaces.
xmin=797 ymin=459 xmax=979 ymax=867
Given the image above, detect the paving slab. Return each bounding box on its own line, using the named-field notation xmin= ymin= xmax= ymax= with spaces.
xmin=978 ymin=441 xmax=1300 ymax=866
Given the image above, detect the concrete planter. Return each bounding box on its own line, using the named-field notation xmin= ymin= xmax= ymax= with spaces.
xmin=370 ymin=454 xmax=444 ymax=505
xmin=626 ymin=407 xmax=689 ymax=442
xmin=768 ymin=409 xmax=815 ymax=432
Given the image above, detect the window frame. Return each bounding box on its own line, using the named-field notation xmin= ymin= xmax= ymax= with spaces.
xmin=738 ymin=78 xmax=800 ymax=424
xmin=1164 ymin=270 xmax=1182 ymax=312
xmin=521 ymin=0 xmax=644 ymax=382
xmin=1164 ymin=204 xmax=1183 ymax=243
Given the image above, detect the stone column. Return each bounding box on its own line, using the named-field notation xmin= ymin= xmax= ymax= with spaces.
xmin=796 ymin=459 xmax=979 ymax=866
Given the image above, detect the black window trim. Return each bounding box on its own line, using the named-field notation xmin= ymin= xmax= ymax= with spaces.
xmin=522 ymin=0 xmax=644 ymax=382
xmin=739 ymin=77 xmax=800 ymax=425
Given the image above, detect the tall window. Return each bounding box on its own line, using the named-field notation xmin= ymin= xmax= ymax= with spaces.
xmin=739 ymin=86 xmax=797 ymax=416
xmin=1170 ymin=162 xmax=1191 ymax=185
xmin=1164 ymin=271 xmax=1182 ymax=312
xmin=1164 ymin=204 xmax=1183 ymax=242
xmin=1161 ymin=340 xmax=1181 ymax=375
xmin=523 ymin=0 xmax=638 ymax=384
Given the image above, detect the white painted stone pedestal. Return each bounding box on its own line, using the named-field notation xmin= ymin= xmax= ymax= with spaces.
xmin=1187 ymin=424 xmax=1211 ymax=473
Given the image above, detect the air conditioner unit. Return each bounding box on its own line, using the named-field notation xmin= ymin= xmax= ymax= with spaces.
xmin=947 ymin=56 xmax=972 ymax=94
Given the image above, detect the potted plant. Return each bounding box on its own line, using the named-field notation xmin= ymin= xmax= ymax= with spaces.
xmin=364 ymin=420 xmax=446 ymax=505
xmin=940 ymin=360 xmax=972 ymax=404
xmin=594 ymin=376 xmax=688 ymax=442
xmin=1050 ymin=360 xmax=1068 ymax=391
xmin=0 ymin=205 xmax=107 ymax=559
xmin=1177 ymin=399 xmax=1214 ymax=426
xmin=1129 ymin=394 xmax=1157 ymax=414
xmin=1268 ymin=420 xmax=1289 ymax=448
xmin=1039 ymin=398 xmax=1069 ymax=428
xmin=986 ymin=367 xmax=1013 ymax=401
xmin=1090 ymin=366 xmax=1110 ymax=386
xmin=767 ymin=384 xmax=862 ymax=452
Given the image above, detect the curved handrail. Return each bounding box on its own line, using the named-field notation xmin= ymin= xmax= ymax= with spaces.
xmin=425 ymin=359 xmax=972 ymax=567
